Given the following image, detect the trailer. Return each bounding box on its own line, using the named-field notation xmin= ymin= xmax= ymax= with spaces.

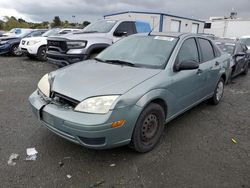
xmin=204 ymin=18 xmax=250 ymax=38
xmin=104 ymin=11 xmax=205 ymax=33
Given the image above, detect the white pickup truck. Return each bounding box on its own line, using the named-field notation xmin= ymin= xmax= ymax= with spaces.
xmin=19 ymin=28 xmax=80 ymax=61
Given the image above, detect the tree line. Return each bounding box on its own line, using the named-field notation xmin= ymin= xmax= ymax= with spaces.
xmin=0 ymin=16 xmax=91 ymax=31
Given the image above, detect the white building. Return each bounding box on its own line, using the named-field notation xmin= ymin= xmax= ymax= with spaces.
xmin=104 ymin=11 xmax=205 ymax=33
xmin=204 ymin=17 xmax=250 ymax=38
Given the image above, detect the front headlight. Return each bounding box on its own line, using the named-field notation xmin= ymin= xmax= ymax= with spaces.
xmin=74 ymin=96 xmax=119 ymax=114
xmin=27 ymin=40 xmax=41 ymax=45
xmin=0 ymin=40 xmax=8 ymax=45
xmin=67 ymin=41 xmax=87 ymax=49
xmin=37 ymin=74 xmax=50 ymax=97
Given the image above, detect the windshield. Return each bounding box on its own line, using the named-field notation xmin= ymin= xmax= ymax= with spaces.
xmin=215 ymin=41 xmax=235 ymax=55
xmin=84 ymin=20 xmax=117 ymax=33
xmin=42 ymin=29 xmax=60 ymax=37
xmin=96 ymin=35 xmax=179 ymax=68
xmin=240 ymin=38 xmax=250 ymax=46
xmin=16 ymin=31 xmax=33 ymax=38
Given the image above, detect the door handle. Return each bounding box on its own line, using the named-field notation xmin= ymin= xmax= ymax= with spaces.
xmin=215 ymin=61 xmax=220 ymax=66
xmin=196 ymin=69 xmax=203 ymax=74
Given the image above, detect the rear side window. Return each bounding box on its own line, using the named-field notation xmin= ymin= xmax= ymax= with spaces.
xmin=135 ymin=22 xmax=151 ymax=33
xmin=198 ymin=38 xmax=215 ymax=62
xmin=115 ymin=21 xmax=136 ymax=35
xmin=177 ymin=38 xmax=199 ymax=64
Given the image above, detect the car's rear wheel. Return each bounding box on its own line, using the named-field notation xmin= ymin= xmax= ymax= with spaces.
xmin=209 ymin=77 xmax=224 ymax=105
xmin=242 ymin=63 xmax=249 ymax=75
xmin=11 ymin=44 xmax=22 ymax=56
xmin=130 ymin=103 xmax=165 ymax=153
xmin=37 ymin=46 xmax=47 ymax=61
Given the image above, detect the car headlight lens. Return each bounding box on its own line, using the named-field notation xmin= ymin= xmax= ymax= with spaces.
xmin=28 ymin=40 xmax=41 ymax=45
xmin=75 ymin=96 xmax=119 ymax=114
xmin=37 ymin=74 xmax=50 ymax=97
xmin=0 ymin=40 xmax=8 ymax=45
xmin=67 ymin=41 xmax=87 ymax=49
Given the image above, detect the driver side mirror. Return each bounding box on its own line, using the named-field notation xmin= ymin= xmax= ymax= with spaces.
xmin=174 ymin=60 xmax=199 ymax=72
xmin=114 ymin=30 xmax=127 ymax=37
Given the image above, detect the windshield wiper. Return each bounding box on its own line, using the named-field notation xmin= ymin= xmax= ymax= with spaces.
xmin=105 ymin=59 xmax=135 ymax=67
xmin=94 ymin=58 xmax=136 ymax=67
xmin=94 ymin=57 xmax=106 ymax=62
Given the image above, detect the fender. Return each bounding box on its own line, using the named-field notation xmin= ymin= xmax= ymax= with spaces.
xmin=135 ymin=88 xmax=176 ymax=119
xmin=86 ymin=43 xmax=110 ymax=56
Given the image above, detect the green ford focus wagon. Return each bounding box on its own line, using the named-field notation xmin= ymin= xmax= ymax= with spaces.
xmin=29 ymin=32 xmax=230 ymax=152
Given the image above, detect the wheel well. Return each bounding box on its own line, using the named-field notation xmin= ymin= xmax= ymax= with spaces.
xmin=221 ymin=74 xmax=226 ymax=82
xmin=150 ymin=98 xmax=168 ymax=118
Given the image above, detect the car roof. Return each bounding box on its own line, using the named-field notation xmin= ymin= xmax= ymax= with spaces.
xmin=149 ymin=32 xmax=204 ymax=38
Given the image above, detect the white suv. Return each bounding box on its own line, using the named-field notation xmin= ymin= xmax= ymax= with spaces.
xmin=19 ymin=28 xmax=81 ymax=61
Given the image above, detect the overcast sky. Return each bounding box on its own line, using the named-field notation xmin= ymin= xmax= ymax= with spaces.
xmin=0 ymin=0 xmax=249 ymax=23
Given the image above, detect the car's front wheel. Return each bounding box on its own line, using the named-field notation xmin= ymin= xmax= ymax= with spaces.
xmin=209 ymin=77 xmax=225 ymax=105
xmin=11 ymin=44 xmax=22 ymax=56
xmin=37 ymin=46 xmax=47 ymax=61
xmin=130 ymin=103 xmax=165 ymax=153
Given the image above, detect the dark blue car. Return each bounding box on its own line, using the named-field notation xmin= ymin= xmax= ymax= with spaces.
xmin=0 ymin=29 xmax=47 ymax=56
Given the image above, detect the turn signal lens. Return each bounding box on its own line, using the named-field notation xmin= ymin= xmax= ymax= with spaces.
xmin=111 ymin=120 xmax=126 ymax=128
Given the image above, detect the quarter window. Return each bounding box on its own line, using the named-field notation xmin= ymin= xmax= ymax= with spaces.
xmin=177 ymin=38 xmax=199 ymax=64
xmin=198 ymin=38 xmax=215 ymax=62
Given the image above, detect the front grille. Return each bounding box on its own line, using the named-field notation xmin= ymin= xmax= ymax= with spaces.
xmin=51 ymin=92 xmax=79 ymax=108
xmin=48 ymin=40 xmax=67 ymax=51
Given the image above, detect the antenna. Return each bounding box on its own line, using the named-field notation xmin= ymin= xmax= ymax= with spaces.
xmin=148 ymin=17 xmax=161 ymax=36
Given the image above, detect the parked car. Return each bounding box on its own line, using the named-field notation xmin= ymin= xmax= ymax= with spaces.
xmin=46 ymin=19 xmax=151 ymax=66
xmin=1 ymin=28 xmax=33 ymax=37
xmin=29 ymin=33 xmax=229 ymax=152
xmin=239 ymin=36 xmax=250 ymax=49
xmin=215 ymin=39 xmax=249 ymax=79
xmin=0 ymin=31 xmax=5 ymax=37
xmin=0 ymin=29 xmax=47 ymax=56
xmin=19 ymin=28 xmax=80 ymax=61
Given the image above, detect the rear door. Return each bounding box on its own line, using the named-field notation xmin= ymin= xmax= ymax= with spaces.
xmin=197 ymin=38 xmax=221 ymax=94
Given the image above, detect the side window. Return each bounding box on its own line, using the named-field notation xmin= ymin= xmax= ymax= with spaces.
xmin=114 ymin=21 xmax=136 ymax=36
xmin=198 ymin=38 xmax=215 ymax=62
xmin=235 ymin=44 xmax=243 ymax=54
xmin=177 ymin=38 xmax=199 ymax=64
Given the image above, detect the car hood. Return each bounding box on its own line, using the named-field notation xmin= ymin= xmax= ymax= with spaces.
xmin=51 ymin=60 xmax=161 ymax=101
xmin=0 ymin=36 xmax=19 ymax=41
xmin=49 ymin=32 xmax=107 ymax=41
xmin=23 ymin=36 xmax=46 ymax=41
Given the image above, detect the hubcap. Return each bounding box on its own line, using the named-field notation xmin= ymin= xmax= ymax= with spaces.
xmin=216 ymin=81 xmax=224 ymax=101
xmin=141 ymin=114 xmax=159 ymax=144
xmin=41 ymin=49 xmax=47 ymax=59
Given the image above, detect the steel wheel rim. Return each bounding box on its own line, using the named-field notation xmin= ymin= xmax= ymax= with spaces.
xmin=13 ymin=46 xmax=22 ymax=56
xmin=216 ymin=81 xmax=224 ymax=101
xmin=141 ymin=114 xmax=159 ymax=145
xmin=41 ymin=49 xmax=46 ymax=59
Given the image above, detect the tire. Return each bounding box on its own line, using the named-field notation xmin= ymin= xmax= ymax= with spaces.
xmin=130 ymin=103 xmax=165 ymax=153
xmin=242 ymin=63 xmax=249 ymax=75
xmin=37 ymin=46 xmax=47 ymax=61
xmin=11 ymin=44 xmax=22 ymax=56
xmin=209 ymin=77 xmax=225 ymax=105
